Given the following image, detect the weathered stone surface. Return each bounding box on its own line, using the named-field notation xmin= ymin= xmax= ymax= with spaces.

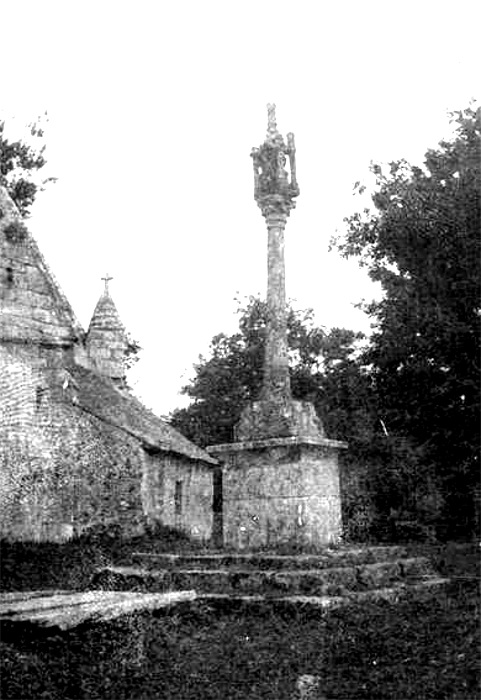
xmin=400 ymin=556 xmax=437 ymax=579
xmin=92 ymin=566 xmax=173 ymax=591
xmin=0 ymin=185 xmax=217 ymax=544
xmin=0 ymin=589 xmax=197 ymax=630
xmin=356 ymin=561 xmax=402 ymax=589
xmin=294 ymin=674 xmax=323 ymax=700
xmin=243 ymin=106 xmax=317 ymax=439
xmin=0 ymin=346 xmax=216 ymax=543
xmin=86 ymin=286 xmax=128 ymax=381
xmin=205 ymin=107 xmax=347 ymax=549
xmin=235 ymin=399 xmax=326 ymax=441
xmin=209 ymin=438 xmax=343 ymax=548
xmin=95 ymin=550 xmax=448 ymax=599
xmin=132 ymin=546 xmax=409 ymax=572
xmin=262 ymin=213 xmax=291 ymax=403
xmin=143 ymin=453 xmax=214 ymax=541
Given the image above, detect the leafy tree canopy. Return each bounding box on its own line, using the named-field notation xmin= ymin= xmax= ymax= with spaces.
xmin=0 ymin=114 xmax=56 ymax=216
xmin=171 ymin=104 xmax=479 ymax=540
xmin=170 ymin=296 xmax=371 ymax=447
xmin=332 ymin=104 xmax=480 ymax=536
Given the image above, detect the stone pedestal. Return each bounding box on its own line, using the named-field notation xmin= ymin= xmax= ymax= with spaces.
xmin=208 ymin=435 xmax=346 ymax=549
xmin=235 ymin=398 xmax=325 ymax=442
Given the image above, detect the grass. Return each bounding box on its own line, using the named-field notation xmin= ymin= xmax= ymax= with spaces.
xmin=0 ymin=539 xmax=479 ymax=699
xmin=0 ymin=525 xmax=204 ymax=591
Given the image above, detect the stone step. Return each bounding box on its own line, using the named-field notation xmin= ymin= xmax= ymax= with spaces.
xmin=197 ymin=576 xmax=450 ymax=610
xmin=92 ymin=557 xmax=437 ymax=597
xmin=131 ymin=545 xmax=409 ymax=572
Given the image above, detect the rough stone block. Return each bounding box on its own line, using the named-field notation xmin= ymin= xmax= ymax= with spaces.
xmin=356 ymin=561 xmax=402 ymax=589
xmin=235 ymin=399 xmax=326 ymax=441
xmin=400 ymin=557 xmax=436 ymax=579
xmin=210 ymin=437 xmax=344 ymax=549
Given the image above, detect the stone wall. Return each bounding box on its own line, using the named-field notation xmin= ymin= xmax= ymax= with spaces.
xmin=143 ymin=453 xmax=213 ymax=542
xmin=48 ymin=405 xmax=146 ymax=538
xmin=0 ymin=349 xmax=50 ymax=540
xmin=0 ymin=348 xmax=146 ymax=541
xmin=215 ymin=440 xmax=343 ymax=549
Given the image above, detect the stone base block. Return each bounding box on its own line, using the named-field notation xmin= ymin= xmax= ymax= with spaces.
xmin=235 ymin=399 xmax=325 ymax=442
xmin=208 ymin=437 xmax=347 ymax=550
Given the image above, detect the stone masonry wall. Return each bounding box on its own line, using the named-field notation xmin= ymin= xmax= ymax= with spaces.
xmin=47 ymin=403 xmax=146 ymax=539
xmin=143 ymin=453 xmax=213 ymax=542
xmin=221 ymin=443 xmax=342 ymax=549
xmin=0 ymin=348 xmax=146 ymax=541
xmin=0 ymin=348 xmax=52 ymax=540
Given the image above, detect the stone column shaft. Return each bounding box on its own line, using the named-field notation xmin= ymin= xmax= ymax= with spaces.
xmin=234 ymin=104 xmax=326 ymax=441
xmin=262 ymin=213 xmax=291 ymax=402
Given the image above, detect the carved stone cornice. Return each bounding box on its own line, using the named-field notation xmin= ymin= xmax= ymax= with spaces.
xmin=256 ymin=194 xmax=296 ymax=221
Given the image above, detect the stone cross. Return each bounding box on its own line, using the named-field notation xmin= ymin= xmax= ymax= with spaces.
xmin=101 ymin=273 xmax=113 ymax=293
xmin=235 ymin=105 xmax=325 ymax=440
xmin=267 ymin=102 xmax=278 ymax=137
xmin=254 ymin=105 xmax=299 ymax=404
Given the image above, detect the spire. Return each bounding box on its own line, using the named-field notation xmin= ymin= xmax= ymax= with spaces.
xmin=85 ymin=276 xmax=128 ymax=382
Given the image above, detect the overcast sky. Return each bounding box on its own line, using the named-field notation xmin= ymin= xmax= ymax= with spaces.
xmin=1 ymin=1 xmax=478 ymax=416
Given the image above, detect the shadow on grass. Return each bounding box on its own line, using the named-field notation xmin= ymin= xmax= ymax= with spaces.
xmin=1 ymin=539 xmax=479 ymax=699
xmin=1 ymin=578 xmax=479 ymax=700
xmin=0 ymin=524 xmax=206 ymax=591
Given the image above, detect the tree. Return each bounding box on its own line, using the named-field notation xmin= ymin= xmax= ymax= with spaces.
xmin=124 ymin=334 xmax=142 ymax=372
xmin=333 ymin=105 xmax=481 ymax=538
xmin=170 ymin=296 xmax=395 ymax=542
xmin=170 ymin=296 xmax=371 ymax=447
xmin=0 ymin=115 xmax=56 ymax=216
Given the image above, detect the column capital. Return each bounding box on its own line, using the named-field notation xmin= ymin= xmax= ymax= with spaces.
xmin=256 ymin=194 xmax=295 ymax=222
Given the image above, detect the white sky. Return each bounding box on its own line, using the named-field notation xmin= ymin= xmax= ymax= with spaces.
xmin=1 ymin=1 xmax=479 ymax=416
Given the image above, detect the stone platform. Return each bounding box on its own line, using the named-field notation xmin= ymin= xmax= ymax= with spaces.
xmin=91 ymin=546 xmax=449 ymax=605
xmin=208 ymin=435 xmax=347 ymax=549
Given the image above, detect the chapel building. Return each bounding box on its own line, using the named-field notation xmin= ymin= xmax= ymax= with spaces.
xmin=0 ymin=186 xmax=216 ymax=543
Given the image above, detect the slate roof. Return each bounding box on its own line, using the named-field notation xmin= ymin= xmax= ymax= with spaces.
xmin=66 ymin=364 xmax=217 ymax=465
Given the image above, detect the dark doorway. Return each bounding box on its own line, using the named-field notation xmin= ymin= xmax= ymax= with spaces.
xmin=212 ymin=466 xmax=223 ymax=548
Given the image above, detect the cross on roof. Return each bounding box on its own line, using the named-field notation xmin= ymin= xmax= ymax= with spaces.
xmin=267 ymin=103 xmax=277 ymax=132
xmin=101 ymin=273 xmax=113 ymax=292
